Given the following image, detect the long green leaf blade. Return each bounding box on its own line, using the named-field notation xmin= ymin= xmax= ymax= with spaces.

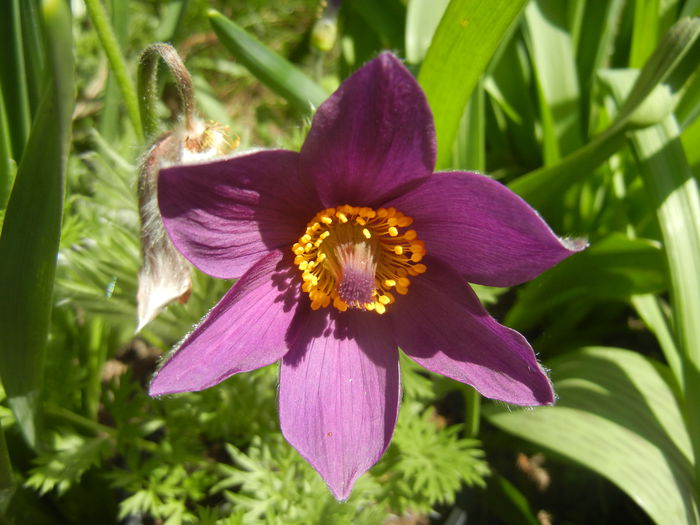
xmin=510 ymin=17 xmax=700 ymax=208
xmin=418 ymin=0 xmax=528 ymax=169
xmin=487 ymin=347 xmax=698 ymax=525
xmin=0 ymin=0 xmax=74 ymax=448
xmin=208 ymin=9 xmax=327 ymax=113
xmin=0 ymin=421 xmax=12 ymax=512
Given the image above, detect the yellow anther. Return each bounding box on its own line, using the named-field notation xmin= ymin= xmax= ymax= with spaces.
xmin=293 ymin=204 xmax=426 ymax=314
xmin=413 ymin=264 xmax=427 ymax=274
xmin=333 ymin=295 xmax=348 ymax=312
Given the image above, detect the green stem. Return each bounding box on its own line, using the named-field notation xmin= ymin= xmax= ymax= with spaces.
xmin=137 ymin=43 xmax=196 ymax=140
xmin=463 ymin=385 xmax=481 ymax=438
xmin=83 ymin=0 xmax=143 ymax=143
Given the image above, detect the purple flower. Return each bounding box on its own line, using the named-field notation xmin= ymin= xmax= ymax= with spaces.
xmin=149 ymin=52 xmax=583 ymax=500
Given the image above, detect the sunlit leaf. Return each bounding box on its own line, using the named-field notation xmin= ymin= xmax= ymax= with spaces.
xmin=208 ymin=9 xmax=327 ymax=113
xmin=418 ymin=0 xmax=528 ymax=168
xmin=0 ymin=0 xmax=74 ymax=448
xmin=487 ymin=347 xmax=697 ymax=525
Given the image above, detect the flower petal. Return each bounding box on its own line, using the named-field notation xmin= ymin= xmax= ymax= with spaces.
xmin=159 ymin=149 xmax=319 ymax=279
xmin=301 ymin=52 xmax=436 ymax=208
xmin=386 ymin=171 xmax=585 ymax=287
xmin=390 ymin=257 xmax=554 ymax=405
xmin=279 ymin=309 xmax=400 ymax=500
xmin=149 ymin=250 xmax=300 ymax=396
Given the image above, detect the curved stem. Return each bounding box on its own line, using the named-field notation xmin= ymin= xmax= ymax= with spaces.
xmin=138 ymin=43 xmax=196 ymax=140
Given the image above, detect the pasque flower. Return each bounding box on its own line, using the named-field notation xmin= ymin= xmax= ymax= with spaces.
xmin=149 ymin=52 xmax=583 ymax=500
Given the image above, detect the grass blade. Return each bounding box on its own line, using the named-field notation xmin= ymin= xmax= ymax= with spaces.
xmin=523 ymin=0 xmax=582 ymax=163
xmin=209 ymin=9 xmax=327 ymax=113
xmin=84 ymin=0 xmax=143 ymax=143
xmin=405 ymin=0 xmax=450 ymax=64
xmin=510 ymin=17 xmax=700 ymax=208
xmin=0 ymin=421 xmax=12 ymax=512
xmin=0 ymin=0 xmax=32 ymax=161
xmin=418 ymin=0 xmax=528 ymax=168
xmin=630 ymin=116 xmax=700 ymax=498
xmin=487 ymin=347 xmax=697 ymax=525
xmin=0 ymin=0 xmax=74 ymax=448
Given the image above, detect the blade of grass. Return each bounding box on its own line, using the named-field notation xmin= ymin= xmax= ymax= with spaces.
xmin=19 ymin=0 xmax=46 ymax=116
xmin=418 ymin=0 xmax=528 ymax=169
xmin=451 ymin=80 xmax=484 ymax=170
xmin=631 ymin=294 xmax=682 ymax=388
xmin=0 ymin=91 xmax=13 ymax=209
xmin=84 ymin=0 xmax=143 ymax=143
xmin=405 ymin=0 xmax=450 ymax=64
xmin=630 ymin=0 xmax=661 ymax=67
xmin=0 ymin=0 xmax=74 ymax=449
xmin=0 ymin=421 xmax=12 ymax=513
xmin=0 ymin=0 xmax=32 ymax=161
xmin=208 ymin=9 xmax=327 ymax=113
xmin=487 ymin=347 xmax=697 ymax=525
xmin=98 ymin=0 xmax=128 ymax=141
xmin=523 ymin=0 xmax=582 ymax=163
xmin=630 ymin=116 xmax=700 ymax=501
xmin=155 ymin=0 xmax=191 ymax=43
xmin=510 ymin=17 xmax=700 ymax=208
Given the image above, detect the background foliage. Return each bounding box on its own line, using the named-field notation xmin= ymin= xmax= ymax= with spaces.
xmin=1 ymin=0 xmax=699 ymax=523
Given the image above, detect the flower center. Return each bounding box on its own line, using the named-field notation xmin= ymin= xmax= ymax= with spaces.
xmin=292 ymin=205 xmax=427 ymax=314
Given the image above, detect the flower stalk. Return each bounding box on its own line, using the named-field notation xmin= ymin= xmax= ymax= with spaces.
xmin=137 ymin=43 xmax=196 ymax=141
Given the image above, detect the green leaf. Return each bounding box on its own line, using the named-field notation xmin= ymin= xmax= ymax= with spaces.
xmin=452 ymin=80 xmax=485 ymax=170
xmin=631 ymin=294 xmax=682 ymax=390
xmin=510 ymin=17 xmax=700 ymax=208
xmin=208 ymin=9 xmax=327 ymax=113
xmin=0 ymin=421 xmax=13 ymax=512
xmin=405 ymin=0 xmax=450 ymax=64
xmin=418 ymin=0 xmax=528 ymax=169
xmin=0 ymin=0 xmax=32 ymax=161
xmin=0 ymin=0 xmax=74 ymax=448
xmin=84 ymin=0 xmax=143 ymax=142
xmin=0 ymin=87 xmax=13 ymax=209
xmin=630 ymin=113 xmax=700 ymax=496
xmin=486 ymin=347 xmax=698 ymax=525
xmin=523 ymin=0 xmax=582 ymax=163
xmin=506 ymin=234 xmax=667 ymax=331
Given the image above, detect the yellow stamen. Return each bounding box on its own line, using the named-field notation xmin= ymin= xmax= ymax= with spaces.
xmin=292 ymin=205 xmax=427 ymax=314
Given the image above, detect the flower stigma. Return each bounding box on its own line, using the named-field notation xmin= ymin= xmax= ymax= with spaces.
xmin=292 ymin=205 xmax=427 ymax=314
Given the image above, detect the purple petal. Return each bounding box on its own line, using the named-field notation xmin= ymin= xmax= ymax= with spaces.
xmin=390 ymin=257 xmax=554 ymax=405
xmin=159 ymin=149 xmax=319 ymax=279
xmin=301 ymin=52 xmax=436 ymax=208
xmin=279 ymin=309 xmax=400 ymax=500
xmin=149 ymin=250 xmax=300 ymax=396
xmin=385 ymin=171 xmax=585 ymax=287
